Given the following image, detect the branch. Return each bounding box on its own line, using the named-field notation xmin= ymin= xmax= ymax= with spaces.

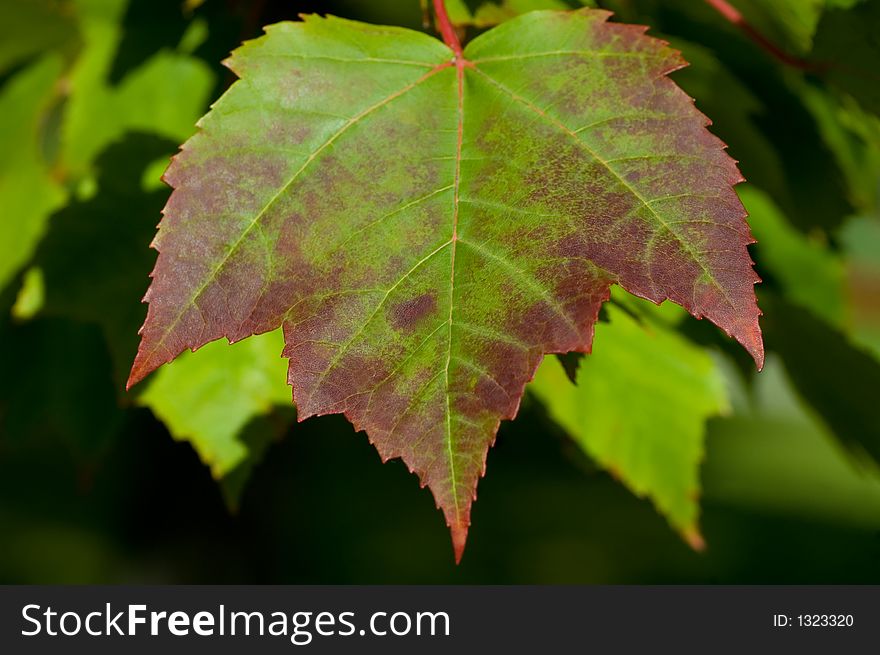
xmin=433 ymin=0 xmax=463 ymax=57
xmin=703 ymin=0 xmax=816 ymax=71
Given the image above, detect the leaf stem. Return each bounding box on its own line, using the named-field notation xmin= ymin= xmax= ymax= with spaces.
xmin=433 ymin=0 xmax=463 ymax=57
xmin=702 ymin=0 xmax=815 ymax=71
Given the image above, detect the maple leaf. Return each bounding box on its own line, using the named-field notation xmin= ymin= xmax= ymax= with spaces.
xmin=128 ymin=8 xmax=762 ymax=560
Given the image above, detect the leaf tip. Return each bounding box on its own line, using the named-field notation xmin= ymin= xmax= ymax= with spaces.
xmin=450 ymin=521 xmax=469 ymax=564
xmin=740 ymin=318 xmax=765 ymax=371
xmin=126 ymin=343 xmax=166 ymax=390
xmin=682 ymin=527 xmax=706 ymax=552
xmin=754 ymin=346 xmax=765 ymax=372
xmin=125 ymin=360 xmax=148 ymax=391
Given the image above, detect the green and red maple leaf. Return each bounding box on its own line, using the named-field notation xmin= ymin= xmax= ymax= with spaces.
xmin=127 ymin=8 xmax=762 ymax=560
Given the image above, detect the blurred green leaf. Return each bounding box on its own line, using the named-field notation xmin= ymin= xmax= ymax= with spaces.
xmin=472 ymin=0 xmax=574 ymax=28
xmin=732 ymin=73 xmax=855 ymax=235
xmin=798 ymin=82 xmax=880 ymax=213
xmin=447 ymin=0 xmax=596 ymax=29
xmin=11 ymin=268 xmax=46 ymax=321
xmin=840 ymin=216 xmax=880 ymax=357
xmin=705 ymin=355 xmax=880 ymax=530
xmin=740 ymin=184 xmax=847 ymax=326
xmin=60 ymin=0 xmax=214 ymax=178
xmin=444 ymin=0 xmax=473 ymax=25
xmin=138 ymin=329 xmax=292 ymax=492
xmin=0 ymin=56 xmax=67 ymax=293
xmin=826 ymin=0 xmax=866 ymax=8
xmin=810 ymin=0 xmax=880 ymax=116
xmin=109 ymin=0 xmax=195 ymax=83
xmin=0 ymin=0 xmax=80 ymax=74
xmin=733 ymin=0 xmax=825 ymax=54
xmin=530 ymin=300 xmax=729 ymax=545
xmin=761 ymin=292 xmax=880 ymax=464
xmin=32 ymin=134 xmax=177 ymax=387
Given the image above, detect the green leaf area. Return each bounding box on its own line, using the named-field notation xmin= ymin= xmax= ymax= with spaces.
xmin=531 ymin=296 xmax=727 ymax=545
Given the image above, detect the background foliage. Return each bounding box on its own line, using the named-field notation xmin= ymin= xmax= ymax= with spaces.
xmin=1 ymin=0 xmax=879 ymax=583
